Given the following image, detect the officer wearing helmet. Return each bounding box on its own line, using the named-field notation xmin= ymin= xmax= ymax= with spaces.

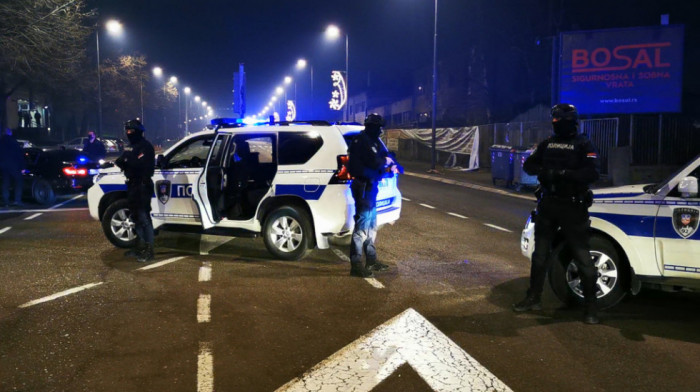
xmin=115 ymin=119 xmax=156 ymax=262
xmin=514 ymin=103 xmax=601 ymax=324
xmin=346 ymin=113 xmax=399 ymax=277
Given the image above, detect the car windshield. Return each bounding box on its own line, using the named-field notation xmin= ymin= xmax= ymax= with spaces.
xmin=646 ymin=154 xmax=700 ymax=194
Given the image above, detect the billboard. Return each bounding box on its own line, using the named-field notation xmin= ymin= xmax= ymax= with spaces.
xmin=558 ymin=25 xmax=684 ymax=114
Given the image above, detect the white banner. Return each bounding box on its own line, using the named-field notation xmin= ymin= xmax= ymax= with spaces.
xmin=390 ymin=127 xmax=480 ymax=170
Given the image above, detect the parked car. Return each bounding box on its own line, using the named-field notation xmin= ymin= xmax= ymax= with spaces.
xmin=521 ymin=154 xmax=700 ymax=308
xmin=17 ymin=147 xmax=101 ymax=204
xmin=60 ymin=137 xmax=87 ymax=151
xmin=88 ymin=119 xmax=403 ymax=260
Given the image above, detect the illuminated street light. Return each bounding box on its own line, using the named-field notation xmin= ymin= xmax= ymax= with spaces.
xmin=284 ymin=76 xmax=292 ymax=85
xmin=152 ymin=67 xmax=163 ymax=77
xmin=202 ymin=101 xmax=207 ymax=107
xmin=296 ymin=59 xmax=307 ymax=69
xmin=169 ymin=76 xmax=178 ymax=84
xmin=195 ymin=96 xmax=201 ymax=102
xmin=275 ymin=86 xmax=284 ymax=96
xmin=296 ymin=58 xmax=314 ymax=118
xmin=96 ymin=19 xmax=124 ymax=136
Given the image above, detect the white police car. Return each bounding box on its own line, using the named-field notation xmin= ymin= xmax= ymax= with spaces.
xmin=87 ymin=119 xmax=402 ymax=260
xmin=521 ymin=154 xmax=700 ymax=308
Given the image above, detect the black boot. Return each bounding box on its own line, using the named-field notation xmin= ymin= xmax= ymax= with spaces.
xmin=366 ymin=259 xmax=389 ymax=272
xmin=350 ymin=263 xmax=374 ymax=278
xmin=583 ymin=302 xmax=599 ymax=325
xmin=512 ymin=294 xmax=542 ymax=312
xmin=124 ymin=240 xmax=146 ymax=258
xmin=136 ymin=243 xmax=154 ymax=263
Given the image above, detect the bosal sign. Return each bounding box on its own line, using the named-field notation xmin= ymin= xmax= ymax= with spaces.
xmin=559 ymin=25 xmax=684 ymax=114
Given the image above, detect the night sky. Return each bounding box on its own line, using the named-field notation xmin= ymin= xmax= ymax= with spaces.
xmin=90 ymin=0 xmax=700 ymax=121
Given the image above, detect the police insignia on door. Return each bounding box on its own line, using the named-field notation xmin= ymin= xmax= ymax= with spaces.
xmin=673 ymin=207 xmax=699 ymax=239
xmin=157 ymin=180 xmax=171 ymax=205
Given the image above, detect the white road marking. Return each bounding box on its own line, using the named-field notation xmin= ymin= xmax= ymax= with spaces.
xmin=18 ymin=282 xmax=104 ymax=309
xmin=418 ymin=203 xmax=436 ymax=209
xmin=332 ymin=249 xmax=385 ymax=289
xmin=483 ymin=223 xmax=513 ymax=233
xmin=277 ymin=308 xmax=512 ymax=392
xmin=404 ymin=171 xmax=536 ymax=201
xmin=332 ymin=248 xmax=350 ymax=263
xmin=0 ymin=207 xmax=88 ymax=215
xmin=197 ymin=341 xmax=214 ymax=392
xmin=365 ymin=278 xmax=385 ymax=289
xmin=49 ymin=194 xmax=84 ymax=210
xmin=137 ymin=256 xmax=187 ymax=271
xmin=197 ymin=294 xmax=211 ymax=323
xmin=0 ymin=226 xmax=11 ymax=235
xmin=24 ymin=213 xmax=42 ymax=220
xmin=401 ymin=197 xmax=411 ymax=201
xmin=199 ymin=262 xmax=212 ymax=282
xmin=447 ymin=212 xmax=468 ymax=219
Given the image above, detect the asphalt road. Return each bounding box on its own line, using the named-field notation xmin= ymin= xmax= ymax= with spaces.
xmin=0 ymin=175 xmax=698 ymax=392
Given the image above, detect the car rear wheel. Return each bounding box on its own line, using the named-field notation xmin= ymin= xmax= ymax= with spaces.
xmin=32 ymin=179 xmax=55 ymax=205
xmin=102 ymin=199 xmax=137 ymax=248
xmin=549 ymin=235 xmax=628 ymax=309
xmin=262 ymin=206 xmax=314 ymax=260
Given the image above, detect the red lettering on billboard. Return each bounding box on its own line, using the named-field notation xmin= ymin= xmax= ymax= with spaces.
xmin=572 ymin=42 xmax=671 ymax=73
xmin=572 ymin=49 xmax=589 ymax=68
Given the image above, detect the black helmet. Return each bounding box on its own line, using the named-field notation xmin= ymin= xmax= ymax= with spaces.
xmin=364 ymin=113 xmax=385 ymax=127
xmin=124 ymin=119 xmax=145 ymax=133
xmin=550 ymin=104 xmax=578 ymax=122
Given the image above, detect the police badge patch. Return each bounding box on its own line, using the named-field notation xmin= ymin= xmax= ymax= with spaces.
xmin=672 ymin=207 xmax=699 ymax=239
xmin=156 ymin=180 xmax=171 ymax=205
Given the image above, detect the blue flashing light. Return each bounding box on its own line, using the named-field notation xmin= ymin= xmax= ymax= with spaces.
xmin=78 ymin=156 xmax=88 ymax=163
xmin=210 ymin=118 xmax=241 ymax=126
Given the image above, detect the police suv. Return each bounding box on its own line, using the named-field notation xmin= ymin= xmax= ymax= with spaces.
xmin=87 ymin=119 xmax=402 ymax=260
xmin=521 ymin=154 xmax=700 ymax=308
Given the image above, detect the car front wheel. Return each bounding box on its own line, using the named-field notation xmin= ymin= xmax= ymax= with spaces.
xmin=262 ymin=206 xmax=314 ymax=260
xmin=549 ymin=235 xmax=628 ymax=309
xmin=32 ymin=179 xmax=55 ymax=205
xmin=101 ymin=199 xmax=137 ymax=248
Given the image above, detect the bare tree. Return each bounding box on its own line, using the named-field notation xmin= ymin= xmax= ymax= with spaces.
xmin=0 ymin=0 xmax=94 ymax=129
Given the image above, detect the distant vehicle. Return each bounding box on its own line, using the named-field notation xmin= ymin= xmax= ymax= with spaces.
xmin=88 ymin=119 xmax=403 ymax=260
xmin=17 ymin=147 xmax=102 ymax=204
xmin=17 ymin=139 xmax=34 ymax=148
xmin=521 ymin=154 xmax=700 ymax=309
xmin=61 ymin=137 xmax=87 ymax=151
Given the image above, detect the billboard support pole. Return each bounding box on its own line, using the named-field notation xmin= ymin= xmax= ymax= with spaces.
xmin=657 ymin=114 xmax=663 ymax=164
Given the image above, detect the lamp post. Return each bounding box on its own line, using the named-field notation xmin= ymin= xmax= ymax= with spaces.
xmin=297 ymin=59 xmax=314 ymax=119
xmin=326 ymin=25 xmax=349 ymax=121
xmin=96 ymin=19 xmax=123 ymax=137
xmin=184 ymin=87 xmax=191 ymax=136
xmin=170 ymin=76 xmax=180 ymax=136
xmin=430 ymin=0 xmax=439 ymax=172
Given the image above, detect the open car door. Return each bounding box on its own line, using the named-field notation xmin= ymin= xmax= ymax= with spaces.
xmin=192 ymin=133 xmax=229 ymax=229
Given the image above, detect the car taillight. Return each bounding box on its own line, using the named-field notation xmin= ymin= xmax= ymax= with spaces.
xmin=63 ymin=167 xmax=87 ymax=177
xmin=330 ymin=154 xmax=352 ymax=184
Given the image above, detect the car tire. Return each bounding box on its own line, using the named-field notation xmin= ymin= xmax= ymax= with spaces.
xmin=262 ymin=206 xmax=314 ymax=260
xmin=102 ymin=199 xmax=138 ymax=248
xmin=32 ymin=179 xmax=55 ymax=205
xmin=549 ymin=235 xmax=628 ymax=309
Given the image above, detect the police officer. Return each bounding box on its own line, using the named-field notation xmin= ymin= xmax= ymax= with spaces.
xmin=347 ymin=113 xmax=399 ymax=278
xmin=115 ymin=119 xmax=156 ymax=262
xmin=514 ymin=103 xmax=600 ymax=324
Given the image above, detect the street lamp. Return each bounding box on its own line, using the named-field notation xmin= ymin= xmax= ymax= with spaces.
xmin=430 ymin=0 xmax=438 ymax=172
xmin=170 ymin=76 xmax=181 ymax=135
xmin=96 ymin=19 xmax=123 ymax=137
xmin=326 ymin=24 xmax=349 ymax=121
xmin=184 ymin=87 xmax=191 ymax=136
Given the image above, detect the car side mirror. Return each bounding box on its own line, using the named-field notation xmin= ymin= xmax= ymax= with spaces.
xmin=678 ymin=176 xmax=698 ymax=198
xmin=156 ymin=154 xmax=165 ymax=169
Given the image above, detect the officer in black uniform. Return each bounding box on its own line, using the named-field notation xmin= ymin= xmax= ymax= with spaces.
xmin=115 ymin=119 xmax=156 ymax=262
xmin=514 ymin=103 xmax=601 ymax=324
xmin=347 ymin=113 xmax=399 ymax=278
